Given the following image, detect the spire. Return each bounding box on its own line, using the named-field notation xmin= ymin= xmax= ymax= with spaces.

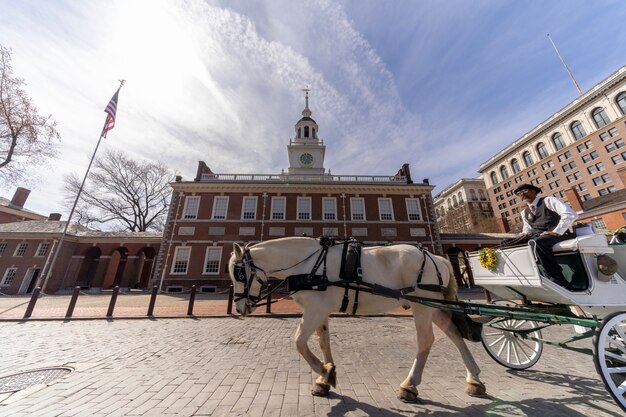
xmin=301 ymin=87 xmax=312 ymax=117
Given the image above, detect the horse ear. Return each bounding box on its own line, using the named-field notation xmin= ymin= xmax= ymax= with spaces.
xmin=233 ymin=243 xmax=244 ymax=259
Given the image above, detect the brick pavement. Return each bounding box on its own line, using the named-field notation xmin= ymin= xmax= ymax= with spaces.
xmin=0 ymin=316 xmax=623 ymax=416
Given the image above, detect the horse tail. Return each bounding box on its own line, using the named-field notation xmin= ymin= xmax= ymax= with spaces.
xmin=442 ymin=258 xmax=458 ymax=301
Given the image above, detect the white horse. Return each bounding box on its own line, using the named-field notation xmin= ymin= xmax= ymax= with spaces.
xmin=228 ymin=237 xmax=486 ymax=402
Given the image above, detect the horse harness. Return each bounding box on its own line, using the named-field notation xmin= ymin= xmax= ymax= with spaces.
xmin=286 ymin=238 xmax=448 ymax=315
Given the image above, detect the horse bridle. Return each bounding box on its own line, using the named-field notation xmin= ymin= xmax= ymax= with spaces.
xmin=233 ymin=248 xmax=267 ymax=307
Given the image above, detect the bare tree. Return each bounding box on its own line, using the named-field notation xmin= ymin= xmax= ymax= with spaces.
xmin=64 ymin=150 xmax=173 ymax=232
xmin=0 ymin=45 xmax=60 ymax=186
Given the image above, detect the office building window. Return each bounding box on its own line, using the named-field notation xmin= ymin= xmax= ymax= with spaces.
xmin=322 ymin=197 xmax=337 ymax=220
xmin=350 ymin=198 xmax=366 ymax=220
xmin=592 ymin=107 xmax=610 ymax=128
xmin=171 ymin=247 xmax=191 ymax=274
xmin=271 ymin=197 xmax=286 ymax=220
xmin=536 ymin=143 xmax=549 ymax=159
xmin=211 ymin=196 xmax=229 ymax=220
xmin=406 ymin=199 xmax=422 ymax=221
xmin=378 ymin=198 xmax=394 ymax=221
xmin=241 ymin=197 xmax=257 ymax=220
xmin=552 ymin=133 xmax=565 ymax=150
xmin=616 ymin=92 xmax=626 ymax=115
xmin=297 ymin=197 xmax=311 ymax=220
xmin=183 ymin=196 xmax=200 ymax=219
xmin=203 ymin=247 xmax=222 ymax=274
xmin=570 ymin=121 xmax=586 ymax=140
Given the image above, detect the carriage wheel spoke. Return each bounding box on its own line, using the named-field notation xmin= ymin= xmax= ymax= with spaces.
xmin=514 ymin=339 xmax=533 ymax=361
xmin=612 ymin=324 xmax=626 ymax=344
xmin=616 ymin=380 xmax=626 ymax=396
xmin=496 ymin=337 xmax=508 ymax=357
xmin=513 ymin=320 xmax=527 ymax=330
xmin=511 ymin=341 xmax=521 ymax=364
xmin=487 ymin=335 xmax=505 ymax=348
xmin=605 ymin=350 xmax=626 ymax=364
xmin=608 ymin=333 xmax=626 ymax=355
xmin=608 ymin=366 xmax=626 ymax=374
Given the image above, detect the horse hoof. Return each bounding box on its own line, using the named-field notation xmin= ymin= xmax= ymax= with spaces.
xmin=311 ymin=383 xmax=330 ymax=397
xmin=466 ymin=382 xmax=487 ymax=397
xmin=397 ymin=387 xmax=419 ymax=403
xmin=326 ymin=365 xmax=337 ymax=388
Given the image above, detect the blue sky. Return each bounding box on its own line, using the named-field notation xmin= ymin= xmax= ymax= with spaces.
xmin=1 ymin=0 xmax=625 ymax=217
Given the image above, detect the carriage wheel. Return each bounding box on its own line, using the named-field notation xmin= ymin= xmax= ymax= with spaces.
xmin=481 ymin=303 xmax=543 ymax=370
xmin=593 ymin=311 xmax=626 ymax=413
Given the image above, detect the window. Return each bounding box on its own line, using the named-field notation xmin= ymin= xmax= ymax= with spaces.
xmin=271 ymin=197 xmax=286 ymax=220
xmin=183 ymin=196 xmax=200 ymax=219
xmin=522 ymin=151 xmax=534 ymax=167
xmin=241 ymin=197 xmax=257 ymax=220
xmin=469 ymin=189 xmax=477 ymax=200
xmin=452 ymin=195 xmax=458 ymax=207
xmin=35 ymin=242 xmax=50 ymax=257
xmin=378 ymin=198 xmax=394 ymax=221
xmin=211 ymin=197 xmax=229 ymax=220
xmin=552 ymin=133 xmax=565 ymax=150
xmin=616 ymin=139 xmax=625 ymax=149
xmin=601 ymin=174 xmax=611 ymax=183
xmin=587 ymin=165 xmax=598 ymax=175
xmin=536 ymin=143 xmax=549 ymax=159
xmin=478 ymin=189 xmax=486 ymax=200
xmin=0 ymin=243 xmax=6 ymax=256
xmin=592 ymin=107 xmax=610 ymax=128
xmin=171 ymin=247 xmax=191 ymax=274
xmin=458 ymin=192 xmax=464 ymax=203
xmin=14 ymin=243 xmax=28 ymax=257
xmin=203 ymin=247 xmax=222 ymax=274
xmin=499 ymin=165 xmax=509 ymax=180
xmin=570 ymin=121 xmax=586 ymax=140
xmin=606 ymin=143 xmax=617 ymax=152
xmin=350 ymin=198 xmax=365 ymax=220
xmin=511 ymin=159 xmax=521 ymax=174
xmin=490 ymin=171 xmax=498 ymax=186
xmin=600 ymin=132 xmax=610 ymax=142
xmin=616 ymin=92 xmax=626 ymax=115
xmin=590 ymin=151 xmax=599 ymax=160
xmin=610 ymin=127 xmax=619 ymax=137
xmin=322 ymin=197 xmax=337 ymax=220
xmin=590 ymin=218 xmax=607 ymax=230
xmin=406 ymin=199 xmax=422 ymax=221
xmin=297 ymin=197 xmax=311 ymax=220
xmin=612 ymin=155 xmax=623 ymax=164
xmin=1 ymin=268 xmax=17 ymax=286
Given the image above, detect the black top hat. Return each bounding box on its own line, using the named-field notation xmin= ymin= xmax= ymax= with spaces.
xmin=513 ymin=184 xmax=542 ymax=194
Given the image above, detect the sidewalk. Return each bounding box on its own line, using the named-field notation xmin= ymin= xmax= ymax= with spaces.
xmin=0 ymin=288 xmax=487 ymax=320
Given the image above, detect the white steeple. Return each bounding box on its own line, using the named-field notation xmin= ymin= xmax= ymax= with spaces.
xmin=287 ymin=89 xmax=326 ymax=175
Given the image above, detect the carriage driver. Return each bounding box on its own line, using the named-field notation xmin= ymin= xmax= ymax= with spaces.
xmin=502 ymin=183 xmax=579 ymax=290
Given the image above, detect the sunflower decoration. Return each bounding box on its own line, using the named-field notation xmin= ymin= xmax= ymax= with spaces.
xmin=478 ymin=248 xmax=498 ymax=271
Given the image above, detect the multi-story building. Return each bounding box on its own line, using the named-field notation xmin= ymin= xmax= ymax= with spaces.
xmin=479 ymin=65 xmax=626 ymax=232
xmin=434 ymin=178 xmax=498 ymax=234
xmin=152 ymin=95 xmax=441 ymax=292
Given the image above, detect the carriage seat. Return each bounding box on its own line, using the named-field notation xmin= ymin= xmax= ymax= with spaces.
xmin=552 ymin=233 xmax=612 ymax=254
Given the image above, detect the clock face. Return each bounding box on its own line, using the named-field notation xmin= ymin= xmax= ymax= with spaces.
xmin=300 ymin=153 xmax=314 ymax=166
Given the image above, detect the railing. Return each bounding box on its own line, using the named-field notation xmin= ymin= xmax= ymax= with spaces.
xmin=199 ymin=173 xmax=408 ymax=184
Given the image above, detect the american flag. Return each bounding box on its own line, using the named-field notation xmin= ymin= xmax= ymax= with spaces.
xmin=101 ymin=88 xmax=120 ymax=138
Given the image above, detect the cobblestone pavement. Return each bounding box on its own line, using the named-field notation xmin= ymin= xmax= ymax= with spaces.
xmin=0 ymin=317 xmax=623 ymax=416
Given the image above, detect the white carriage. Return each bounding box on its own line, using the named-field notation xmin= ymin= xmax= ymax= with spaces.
xmin=467 ymin=226 xmax=626 ymax=411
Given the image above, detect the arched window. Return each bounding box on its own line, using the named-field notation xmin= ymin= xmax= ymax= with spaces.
xmin=570 ymin=121 xmax=586 ymax=140
xmin=536 ymin=142 xmax=549 ymax=159
xmin=478 ymin=189 xmax=486 ymax=200
xmin=490 ymin=171 xmax=498 ymax=186
xmin=452 ymin=195 xmax=458 ymax=207
xmin=458 ymin=192 xmax=464 ymax=203
xmin=617 ymin=92 xmax=626 ymax=116
xmin=297 ymin=127 xmax=302 ymax=138
xmin=447 ymin=199 xmax=452 ymax=209
xmin=551 ymin=133 xmax=565 ymax=151
xmin=522 ymin=151 xmax=534 ymax=168
xmin=511 ymin=159 xmax=521 ymax=174
xmin=304 ymin=126 xmax=310 ymax=137
xmin=312 ymin=128 xmax=316 ymax=138
xmin=470 ymin=189 xmax=477 ymax=200
xmin=592 ymin=107 xmax=610 ymax=128
xmin=499 ymin=165 xmax=509 ymax=180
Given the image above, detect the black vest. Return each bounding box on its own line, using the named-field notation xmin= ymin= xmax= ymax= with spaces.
xmin=523 ymin=198 xmax=561 ymax=233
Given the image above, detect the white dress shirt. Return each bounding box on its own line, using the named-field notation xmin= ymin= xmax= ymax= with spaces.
xmin=521 ymin=196 xmax=578 ymax=236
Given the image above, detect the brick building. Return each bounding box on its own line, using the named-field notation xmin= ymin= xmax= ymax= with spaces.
xmin=0 ymin=187 xmax=46 ymax=224
xmin=479 ymin=65 xmax=626 ymax=232
xmin=151 ymin=95 xmax=441 ymax=292
xmin=433 ymin=178 xmax=499 ymax=234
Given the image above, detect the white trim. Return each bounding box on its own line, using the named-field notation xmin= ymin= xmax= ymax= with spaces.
xmin=350 ymin=198 xmax=366 ymax=221
xmin=378 ymin=198 xmax=395 ymax=221
xmin=297 ymin=197 xmax=312 ymax=220
xmin=270 ymin=196 xmax=286 ymax=220
xmin=170 ymin=246 xmax=191 ymax=275
xmin=13 ymin=242 xmax=28 ymax=257
xmin=405 ymin=198 xmax=422 ymax=221
xmin=322 ymin=197 xmax=337 ymax=221
xmin=35 ymin=242 xmax=51 ymax=257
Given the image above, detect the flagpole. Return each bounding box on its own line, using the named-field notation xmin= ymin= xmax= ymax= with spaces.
xmin=547 ymin=33 xmax=583 ymax=95
xmin=39 ymin=81 xmax=124 ymax=292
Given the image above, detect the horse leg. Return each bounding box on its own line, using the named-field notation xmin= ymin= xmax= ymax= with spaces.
xmin=295 ymin=309 xmax=335 ymax=396
xmin=432 ymin=309 xmax=486 ymax=397
xmin=398 ymin=306 xmax=435 ymax=402
xmin=315 ymin=319 xmax=336 ymax=388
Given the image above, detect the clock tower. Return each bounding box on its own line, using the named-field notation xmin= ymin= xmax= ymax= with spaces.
xmin=287 ymin=89 xmax=327 ymax=175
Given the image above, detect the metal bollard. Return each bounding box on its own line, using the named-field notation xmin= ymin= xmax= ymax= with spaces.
xmin=65 ymin=286 xmax=81 ymax=318
xmin=106 ymin=286 xmax=119 ymax=317
xmin=147 ymin=285 xmax=158 ymax=316
xmin=266 ymin=284 xmax=272 ymax=314
xmin=187 ymin=285 xmax=196 ymax=316
xmin=227 ymin=285 xmax=234 ymax=315
xmin=23 ymin=287 xmax=41 ymax=319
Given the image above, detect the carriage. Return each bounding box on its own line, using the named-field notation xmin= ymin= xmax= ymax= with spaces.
xmin=227 ymin=226 xmax=626 ymax=412
xmin=465 ymin=225 xmax=626 ymax=412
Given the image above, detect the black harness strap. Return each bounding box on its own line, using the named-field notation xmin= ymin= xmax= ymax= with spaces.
xmin=338 ymin=240 xmax=362 ymax=314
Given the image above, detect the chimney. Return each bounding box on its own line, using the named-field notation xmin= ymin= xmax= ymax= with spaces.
xmin=48 ymin=213 xmax=62 ymax=221
xmin=194 ymin=161 xmax=214 ymax=181
xmin=9 ymin=187 xmax=30 ymax=209
xmin=565 ymin=187 xmax=584 ymax=212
